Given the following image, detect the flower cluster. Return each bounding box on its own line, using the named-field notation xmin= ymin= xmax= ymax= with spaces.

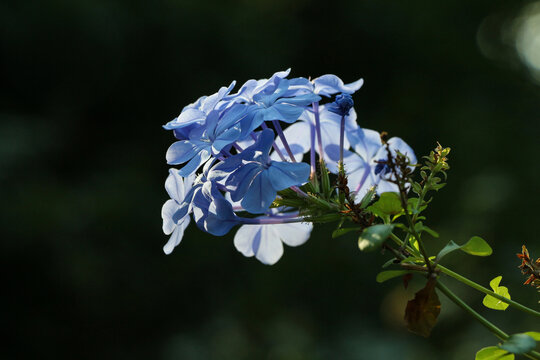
xmin=161 ymin=69 xmax=416 ymax=264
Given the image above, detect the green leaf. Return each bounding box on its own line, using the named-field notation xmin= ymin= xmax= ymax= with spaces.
xmin=376 ymin=270 xmax=410 ymax=283
xmin=475 ymin=347 xmax=514 ymax=360
xmin=436 ymin=240 xmax=462 ymax=262
xmin=524 ymin=331 xmax=540 ymax=341
xmin=366 ymin=205 xmax=387 ymax=221
xmin=408 ymin=197 xmax=428 ymax=214
xmin=421 ymin=225 xmax=439 ymax=238
xmin=319 ymin=159 xmax=332 ymax=199
xmin=460 ymin=236 xmax=492 ymax=256
xmin=483 ymin=276 xmax=511 ymax=310
xmin=358 ymin=186 xmax=377 ymax=209
xmin=413 ymin=222 xmax=439 ymax=238
xmin=401 ymin=256 xmax=423 ymax=264
xmin=369 ymin=192 xmax=402 ymax=215
xmin=409 ymin=237 xmax=420 ymax=252
xmin=382 ymin=258 xmax=398 ymax=268
xmin=358 ymin=224 xmax=394 ymax=252
xmin=332 ymin=227 xmax=362 ymax=239
xmin=436 ymin=237 xmax=492 ymax=262
xmin=499 ymin=334 xmax=536 ymax=354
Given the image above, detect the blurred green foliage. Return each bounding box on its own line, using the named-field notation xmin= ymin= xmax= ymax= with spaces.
xmin=1 ymin=0 xmax=539 ymax=359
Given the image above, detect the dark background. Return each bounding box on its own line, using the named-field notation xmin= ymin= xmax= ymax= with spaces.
xmin=2 ymin=0 xmax=539 ymax=359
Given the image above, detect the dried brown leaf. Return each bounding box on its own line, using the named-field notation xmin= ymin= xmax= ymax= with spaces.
xmin=404 ymin=277 xmax=441 ymax=337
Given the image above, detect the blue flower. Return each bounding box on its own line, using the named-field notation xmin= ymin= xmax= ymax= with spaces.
xmin=195 ymin=181 xmax=242 ymax=236
xmin=234 ymin=216 xmax=313 ymax=265
xmin=224 ymin=69 xmax=291 ymax=104
xmin=212 ymin=129 xmax=311 ymax=214
xmin=166 ymin=160 xmax=242 ymax=236
xmin=330 ymin=129 xmax=416 ymax=198
xmin=239 ymin=77 xmax=321 ymax=135
xmin=163 ymin=81 xmax=236 ymax=130
xmin=161 ymin=169 xmax=196 ymax=254
xmin=165 ymin=105 xmax=247 ymax=176
xmin=312 ymin=74 xmax=364 ymax=97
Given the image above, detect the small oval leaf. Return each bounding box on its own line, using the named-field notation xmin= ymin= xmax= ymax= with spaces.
xmin=376 ymin=270 xmax=410 ymax=283
xmin=524 ymin=331 xmax=540 ymax=341
xmin=475 ymin=347 xmax=514 ymax=360
xmin=499 ymin=334 xmax=537 ymax=354
xmin=460 ymin=236 xmax=492 ymax=256
xmin=371 ymin=192 xmax=402 ymax=215
xmin=436 ymin=240 xmax=461 ymax=261
xmin=483 ymin=276 xmax=511 ymax=311
xmin=358 ymin=224 xmax=394 ymax=252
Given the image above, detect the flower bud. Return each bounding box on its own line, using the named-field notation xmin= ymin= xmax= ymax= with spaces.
xmin=328 ymin=93 xmax=354 ymax=116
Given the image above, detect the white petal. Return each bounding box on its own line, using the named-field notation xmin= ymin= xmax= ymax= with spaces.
xmin=163 ymin=217 xmax=190 ymax=254
xmin=161 ymin=199 xmax=180 ymax=235
xmin=233 ymin=225 xmax=260 ymax=257
xmin=270 ymin=121 xmax=312 ymax=162
xmin=165 ymin=168 xmax=191 ymax=202
xmin=387 ymin=137 xmax=417 ymax=164
xmin=275 ymin=222 xmax=313 ymax=247
xmin=255 ymin=227 xmax=284 ymax=265
xmin=350 ymin=128 xmax=382 ymax=161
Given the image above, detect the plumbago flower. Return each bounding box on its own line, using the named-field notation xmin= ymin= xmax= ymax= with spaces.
xmin=160 ymin=71 xmax=540 ymax=358
xmin=160 ymin=69 xmax=416 ymax=264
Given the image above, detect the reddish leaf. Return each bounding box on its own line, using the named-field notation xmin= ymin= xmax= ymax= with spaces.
xmin=403 ymin=273 xmax=413 ymax=289
xmin=404 ymin=277 xmax=441 ymax=337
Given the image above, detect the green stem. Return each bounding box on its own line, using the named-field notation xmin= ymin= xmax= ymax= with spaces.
xmin=438 ymin=265 xmax=540 ymax=318
xmin=396 ymin=175 xmax=433 ymax=273
xmin=436 ymin=280 xmax=508 ymax=341
xmin=412 ymin=172 xmax=432 ymax=223
xmin=437 ymin=281 xmax=540 ymax=360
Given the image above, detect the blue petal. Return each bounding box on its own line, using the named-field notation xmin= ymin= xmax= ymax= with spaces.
xmin=215 ymin=103 xmax=248 ymax=134
xmin=173 ymin=127 xmax=191 ymax=140
xmin=241 ymin=171 xmax=276 ymax=214
xmin=208 ymin=156 xmax=245 ymax=183
xmin=166 ymin=141 xmax=200 ymax=165
xmin=267 ymin=161 xmax=310 ymax=190
xmin=178 ymin=149 xmax=211 ymax=176
xmin=199 ymin=81 xmax=236 ymax=113
xmin=212 ymin=126 xmax=241 ymax=154
xmin=349 ymin=128 xmax=382 ymax=161
xmin=191 ymin=184 xmax=211 ymax=227
xmin=257 ymin=128 xmax=277 ymax=155
xmin=240 ymin=109 xmax=264 ymax=136
xmin=277 ymin=93 xmax=321 ymax=105
xmin=312 ymin=74 xmax=364 ymax=97
xmin=226 ymin=163 xmax=262 ymax=201
xmin=163 ymin=108 xmax=206 ymax=130
xmin=203 ymin=109 xmax=220 ymax=136
xmin=164 ymin=169 xmax=185 ymax=202
xmin=264 ymin=103 xmax=305 ymax=123
xmin=202 ymin=185 xmax=240 ymax=236
xmin=172 ymin=184 xmax=198 ymax=222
